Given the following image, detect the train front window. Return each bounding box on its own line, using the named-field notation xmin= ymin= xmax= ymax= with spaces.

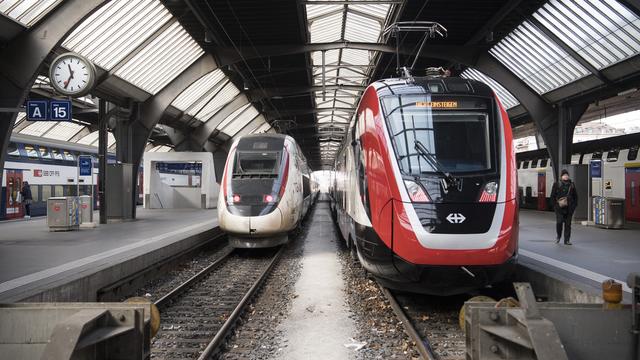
xmin=382 ymin=95 xmax=494 ymax=175
xmin=234 ymin=151 xmax=280 ymax=175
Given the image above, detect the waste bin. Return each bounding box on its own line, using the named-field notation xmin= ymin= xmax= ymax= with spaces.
xmin=47 ymin=197 xmax=80 ymax=231
xmin=79 ymin=195 xmax=93 ymax=224
xmin=592 ymin=196 xmax=625 ymax=229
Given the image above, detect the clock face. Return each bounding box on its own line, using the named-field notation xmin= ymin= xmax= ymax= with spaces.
xmin=49 ymin=53 xmax=95 ymax=97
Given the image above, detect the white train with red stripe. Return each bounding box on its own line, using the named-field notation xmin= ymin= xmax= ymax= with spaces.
xmin=330 ymin=75 xmax=519 ymax=295
xmin=218 ymin=134 xmax=318 ymax=248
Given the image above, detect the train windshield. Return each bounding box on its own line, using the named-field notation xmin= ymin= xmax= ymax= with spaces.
xmin=234 ymin=151 xmax=280 ymax=175
xmin=381 ymin=95 xmax=495 ymax=175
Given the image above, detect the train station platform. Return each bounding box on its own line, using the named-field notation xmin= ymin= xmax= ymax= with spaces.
xmin=0 ymin=208 xmax=219 ymax=302
xmin=518 ymin=209 xmax=639 ymax=298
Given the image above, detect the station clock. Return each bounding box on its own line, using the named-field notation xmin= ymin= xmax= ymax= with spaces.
xmin=49 ymin=52 xmax=96 ymax=97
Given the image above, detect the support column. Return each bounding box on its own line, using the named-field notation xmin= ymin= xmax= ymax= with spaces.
xmin=555 ymin=103 xmax=588 ymax=178
xmin=114 ymin=101 xmax=142 ymax=219
xmin=98 ymin=99 xmax=107 ymax=225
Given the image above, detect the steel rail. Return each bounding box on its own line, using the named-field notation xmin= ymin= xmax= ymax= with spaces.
xmin=197 ymin=245 xmax=285 ymax=360
xmin=378 ymin=283 xmax=439 ymax=360
xmin=154 ymin=245 xmax=234 ymax=308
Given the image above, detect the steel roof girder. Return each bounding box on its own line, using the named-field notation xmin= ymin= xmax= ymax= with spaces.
xmin=619 ymin=0 xmax=640 ymax=17
xmin=214 ymin=42 xmax=480 ymax=68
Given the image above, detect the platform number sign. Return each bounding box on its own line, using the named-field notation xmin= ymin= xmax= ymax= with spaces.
xmin=26 ymin=99 xmax=72 ymax=121
xmin=79 ymin=155 xmax=92 ymax=176
xmin=26 ymin=100 xmax=47 ymax=121
xmin=590 ymin=160 xmax=602 ymax=178
xmin=50 ymin=100 xmax=72 ymax=121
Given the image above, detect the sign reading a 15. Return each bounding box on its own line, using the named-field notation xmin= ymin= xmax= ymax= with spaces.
xmin=50 ymin=100 xmax=72 ymax=121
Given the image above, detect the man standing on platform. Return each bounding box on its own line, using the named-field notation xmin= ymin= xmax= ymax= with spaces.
xmin=20 ymin=181 xmax=33 ymax=220
xmin=551 ymin=169 xmax=578 ymax=245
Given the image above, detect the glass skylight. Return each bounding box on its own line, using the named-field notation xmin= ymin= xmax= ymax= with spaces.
xmin=40 ymin=121 xmax=84 ymax=141
xmin=114 ymin=21 xmax=204 ymax=94
xmin=172 ymin=70 xmax=226 ymax=112
xmin=305 ymin=1 xmax=394 ymax=152
xmin=63 ymin=0 xmax=172 ymax=70
xmin=461 ymin=68 xmax=520 ymax=109
xmin=251 ymin=122 xmax=273 ymax=134
xmin=77 ymin=131 xmax=115 ymax=147
xmin=195 ymin=82 xmax=241 ymax=121
xmin=223 ymin=113 xmax=262 ymax=138
xmin=532 ymin=0 xmax=640 ymax=70
xmin=489 ymin=20 xmax=591 ymax=94
xmin=19 ymin=121 xmax=56 ymax=137
xmin=0 ymin=0 xmax=61 ymax=27
xmin=149 ymin=145 xmax=173 ymax=152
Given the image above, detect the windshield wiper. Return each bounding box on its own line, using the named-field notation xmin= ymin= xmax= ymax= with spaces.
xmin=414 ymin=140 xmax=461 ymax=191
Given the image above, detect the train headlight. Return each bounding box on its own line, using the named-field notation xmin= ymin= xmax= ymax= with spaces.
xmin=404 ymin=180 xmax=431 ymax=202
xmin=232 ymin=194 xmax=241 ymax=203
xmin=479 ymin=181 xmax=498 ymax=202
xmin=263 ymin=194 xmax=274 ymax=203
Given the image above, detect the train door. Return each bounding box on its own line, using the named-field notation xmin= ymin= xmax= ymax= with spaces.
xmin=625 ymin=165 xmax=640 ymax=222
xmin=5 ymin=170 xmax=24 ymax=219
xmin=537 ymin=172 xmax=546 ymax=210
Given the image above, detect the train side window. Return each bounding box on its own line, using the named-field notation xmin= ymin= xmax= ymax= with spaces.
xmin=531 ymin=160 xmax=538 ymax=168
xmin=24 ymin=145 xmax=39 ymax=158
xmin=592 ymin=152 xmax=603 ymax=160
xmin=39 ymin=146 xmax=52 ymax=159
xmin=303 ymin=176 xmax=311 ymax=198
xmin=42 ymin=185 xmax=52 ymax=202
xmin=31 ymin=185 xmax=40 ymax=202
xmin=523 ymin=161 xmax=529 ymax=169
xmin=64 ymin=151 xmax=75 ymax=161
xmin=540 ymin=159 xmax=548 ymax=167
xmin=606 ymin=150 xmax=619 ymax=162
xmin=54 ymin=185 xmax=63 ymax=197
xmin=7 ymin=142 xmax=20 ymax=156
xmin=628 ymin=148 xmax=639 ymax=161
xmin=52 ymin=149 xmax=64 ymax=160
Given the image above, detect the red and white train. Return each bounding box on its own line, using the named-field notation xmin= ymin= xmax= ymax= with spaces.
xmin=330 ymin=75 xmax=519 ymax=295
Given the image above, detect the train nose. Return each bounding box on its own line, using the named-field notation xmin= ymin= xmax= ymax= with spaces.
xmin=220 ymin=206 xmax=283 ymax=236
xmin=249 ymin=208 xmax=283 ymax=236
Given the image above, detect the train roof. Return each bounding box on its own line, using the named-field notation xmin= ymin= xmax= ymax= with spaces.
xmin=372 ymin=77 xmax=495 ymax=98
xmin=516 ymin=132 xmax=640 ymax=160
xmin=10 ymin=133 xmax=102 ymax=154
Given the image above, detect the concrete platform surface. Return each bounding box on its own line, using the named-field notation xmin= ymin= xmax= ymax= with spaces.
xmin=0 ymin=208 xmax=218 ymax=301
xmin=277 ymin=201 xmax=356 ymax=359
xmin=519 ymin=209 xmax=640 ymax=294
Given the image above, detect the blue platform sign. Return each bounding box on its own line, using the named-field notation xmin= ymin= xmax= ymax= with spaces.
xmin=590 ymin=160 xmax=602 ymax=178
xmin=79 ymin=155 xmax=92 ymax=176
xmin=50 ymin=100 xmax=72 ymax=121
xmin=26 ymin=100 xmax=47 ymax=121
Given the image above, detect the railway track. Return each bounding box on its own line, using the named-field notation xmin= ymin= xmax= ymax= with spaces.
xmin=151 ymin=246 xmax=284 ymax=359
xmin=379 ymin=284 xmax=466 ymax=360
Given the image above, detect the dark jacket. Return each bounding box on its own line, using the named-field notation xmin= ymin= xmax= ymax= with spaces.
xmin=20 ymin=184 xmax=33 ymax=201
xmin=550 ymin=180 xmax=577 ymax=213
